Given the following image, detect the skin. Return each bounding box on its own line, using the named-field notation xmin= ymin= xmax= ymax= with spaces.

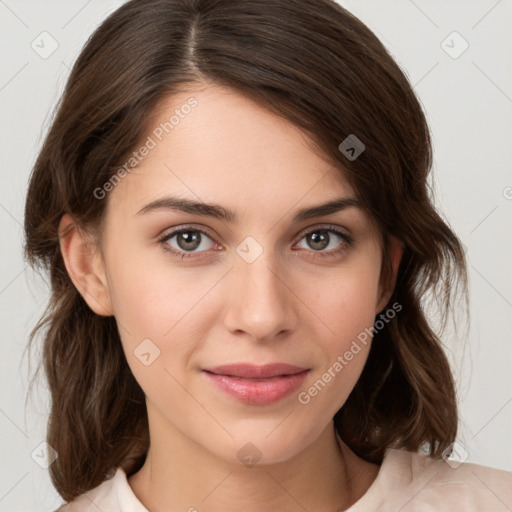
xmin=59 ymin=83 xmax=403 ymax=512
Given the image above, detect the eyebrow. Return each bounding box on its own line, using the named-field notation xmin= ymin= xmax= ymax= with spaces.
xmin=135 ymin=195 xmax=363 ymax=223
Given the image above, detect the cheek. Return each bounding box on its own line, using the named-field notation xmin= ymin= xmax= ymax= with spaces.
xmin=104 ymin=244 xmax=225 ymax=375
xmin=303 ymin=256 xmax=382 ymax=343
xmin=106 ymin=242 xmax=211 ymax=334
xmin=294 ymin=255 xmax=381 ymax=405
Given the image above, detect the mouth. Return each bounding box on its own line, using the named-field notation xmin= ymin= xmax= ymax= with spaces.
xmin=202 ymin=363 xmax=310 ymax=405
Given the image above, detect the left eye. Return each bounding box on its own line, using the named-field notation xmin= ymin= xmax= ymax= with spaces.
xmin=295 ymin=228 xmax=350 ymax=252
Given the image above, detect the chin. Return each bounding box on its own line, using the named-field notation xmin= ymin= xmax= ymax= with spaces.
xmin=209 ymin=427 xmax=316 ymax=468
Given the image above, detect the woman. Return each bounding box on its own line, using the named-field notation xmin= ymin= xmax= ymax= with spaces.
xmin=24 ymin=0 xmax=512 ymax=510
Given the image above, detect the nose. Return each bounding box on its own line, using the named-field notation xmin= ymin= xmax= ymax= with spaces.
xmin=222 ymin=249 xmax=298 ymax=342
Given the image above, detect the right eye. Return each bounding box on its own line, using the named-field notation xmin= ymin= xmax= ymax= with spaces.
xmin=158 ymin=226 xmax=222 ymax=259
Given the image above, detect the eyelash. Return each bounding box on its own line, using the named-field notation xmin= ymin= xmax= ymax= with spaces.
xmin=157 ymin=224 xmax=354 ymax=261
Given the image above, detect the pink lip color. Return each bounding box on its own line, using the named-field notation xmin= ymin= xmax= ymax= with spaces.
xmin=202 ymin=363 xmax=309 ymax=405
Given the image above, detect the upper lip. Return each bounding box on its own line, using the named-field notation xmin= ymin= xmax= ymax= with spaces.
xmin=202 ymin=363 xmax=309 ymax=379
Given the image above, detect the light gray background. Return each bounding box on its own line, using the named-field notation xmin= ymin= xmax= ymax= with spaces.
xmin=1 ymin=0 xmax=511 ymax=510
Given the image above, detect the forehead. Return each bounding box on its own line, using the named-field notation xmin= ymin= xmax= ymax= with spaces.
xmin=106 ymin=84 xmax=357 ymax=221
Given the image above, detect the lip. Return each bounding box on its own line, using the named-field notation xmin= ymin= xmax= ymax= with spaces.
xmin=202 ymin=363 xmax=310 ymax=405
xmin=203 ymin=363 xmax=308 ymax=379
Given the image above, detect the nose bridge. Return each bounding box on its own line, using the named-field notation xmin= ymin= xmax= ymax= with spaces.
xmin=223 ymin=242 xmax=296 ymax=341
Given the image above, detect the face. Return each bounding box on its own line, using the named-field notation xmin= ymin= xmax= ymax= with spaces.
xmin=66 ymin=83 xmax=398 ymax=466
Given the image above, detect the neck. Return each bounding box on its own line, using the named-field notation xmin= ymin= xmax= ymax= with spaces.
xmin=128 ymin=407 xmax=379 ymax=512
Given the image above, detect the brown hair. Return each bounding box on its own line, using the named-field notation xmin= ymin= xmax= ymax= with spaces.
xmin=24 ymin=0 xmax=467 ymax=502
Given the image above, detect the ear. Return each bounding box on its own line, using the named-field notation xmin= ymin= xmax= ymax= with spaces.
xmin=58 ymin=213 xmax=113 ymax=316
xmin=375 ymin=235 xmax=404 ymax=314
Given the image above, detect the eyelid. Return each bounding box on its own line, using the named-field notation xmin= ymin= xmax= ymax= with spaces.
xmin=158 ymin=223 xmax=218 ymax=242
xmin=294 ymin=223 xmax=352 ymax=242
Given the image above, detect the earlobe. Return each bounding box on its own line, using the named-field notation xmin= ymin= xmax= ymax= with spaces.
xmin=58 ymin=214 xmax=114 ymax=316
xmin=376 ymin=235 xmax=404 ymax=314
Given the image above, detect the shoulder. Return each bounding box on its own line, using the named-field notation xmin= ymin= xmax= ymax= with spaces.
xmin=370 ymin=448 xmax=512 ymax=511
xmin=56 ymin=468 xmax=148 ymax=512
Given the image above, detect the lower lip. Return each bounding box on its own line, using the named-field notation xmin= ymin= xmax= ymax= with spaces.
xmin=203 ymin=370 xmax=309 ymax=405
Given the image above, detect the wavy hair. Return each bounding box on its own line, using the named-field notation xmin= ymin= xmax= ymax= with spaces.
xmin=24 ymin=0 xmax=467 ymax=501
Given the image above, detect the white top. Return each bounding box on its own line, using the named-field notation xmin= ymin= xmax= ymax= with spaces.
xmin=58 ymin=448 xmax=512 ymax=511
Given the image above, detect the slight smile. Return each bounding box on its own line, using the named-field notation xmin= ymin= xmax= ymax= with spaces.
xmin=202 ymin=363 xmax=310 ymax=405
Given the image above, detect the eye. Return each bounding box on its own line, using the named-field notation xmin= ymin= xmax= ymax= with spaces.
xmin=294 ymin=226 xmax=353 ymax=258
xmin=158 ymin=226 xmax=219 ymax=259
